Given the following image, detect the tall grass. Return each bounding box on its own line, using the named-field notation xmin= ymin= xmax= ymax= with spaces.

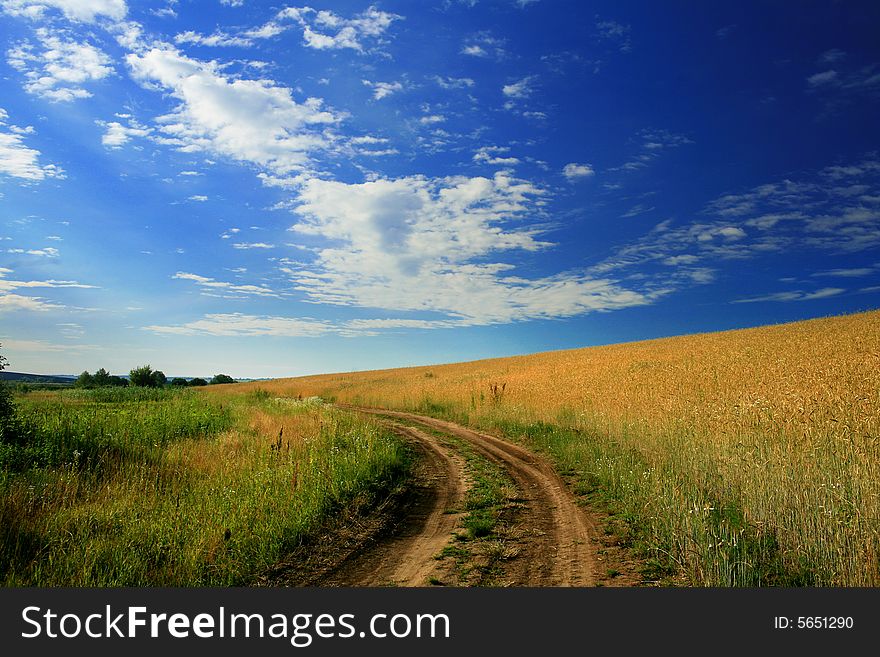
xmin=228 ymin=310 xmax=880 ymax=586
xmin=1 ymin=388 xmax=407 ymax=586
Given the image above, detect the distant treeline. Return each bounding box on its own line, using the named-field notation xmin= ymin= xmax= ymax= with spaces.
xmin=76 ymin=365 xmax=235 ymax=389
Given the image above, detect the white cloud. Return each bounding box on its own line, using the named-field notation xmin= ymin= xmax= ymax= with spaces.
xmin=188 ymin=194 xmax=208 ymax=202
xmin=232 ymin=242 xmax=274 ymax=249
xmin=461 ymin=33 xmax=506 ymax=60
xmin=595 ymin=19 xmax=631 ymax=52
xmin=0 ymin=293 xmax=62 ymax=312
xmin=807 ymin=70 xmax=838 ymax=87
xmin=733 ymin=287 xmax=845 ymax=304
xmin=172 ymin=271 xmax=279 ymax=298
xmin=461 ymin=44 xmax=486 ymax=57
xmin=612 ymin=129 xmax=693 ymax=172
xmin=593 ymin=156 xmax=880 ymax=296
xmin=175 ymin=30 xmax=254 ymax=48
xmin=146 ymin=312 xmax=333 ymax=337
xmin=819 ymin=49 xmax=846 ymax=64
xmin=7 ymin=30 xmax=114 ymax=102
xmin=502 ymin=76 xmax=535 ymax=98
xmin=0 ymin=109 xmax=65 ymax=180
xmin=1 ymin=0 xmax=127 ymax=22
xmin=284 ymin=172 xmax=652 ymax=324
xmin=0 ymin=268 xmax=96 ymax=313
xmin=247 ymin=5 xmax=402 ymax=53
xmin=126 ymin=47 xmax=340 ymax=174
xmin=433 ymin=76 xmax=474 ymax=89
xmin=350 ymin=135 xmax=388 ymax=145
xmin=419 ymin=114 xmax=445 ymax=125
xmin=812 ymin=267 xmax=875 ymax=277
xmin=474 ymin=146 xmax=518 ymax=166
xmin=362 ymin=79 xmax=403 ymax=100
xmin=562 ymin=162 xmax=594 ymax=180
xmin=98 ymin=117 xmax=151 ymax=148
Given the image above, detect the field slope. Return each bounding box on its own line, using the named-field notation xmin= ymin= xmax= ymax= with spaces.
xmin=226 ymin=310 xmax=880 ymax=586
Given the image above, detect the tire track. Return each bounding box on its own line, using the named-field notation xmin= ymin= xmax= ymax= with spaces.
xmin=363 ymin=410 xmax=598 ymax=587
xmin=308 ymin=422 xmax=467 ymax=587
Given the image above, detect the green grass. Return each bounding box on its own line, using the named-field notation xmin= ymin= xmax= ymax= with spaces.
xmin=0 ymin=390 xmax=408 ymax=586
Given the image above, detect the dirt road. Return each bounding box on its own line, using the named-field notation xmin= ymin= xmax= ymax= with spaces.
xmin=264 ymin=408 xmax=608 ymax=586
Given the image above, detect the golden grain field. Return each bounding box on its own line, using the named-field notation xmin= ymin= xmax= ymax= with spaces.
xmin=224 ymin=309 xmax=880 ymax=585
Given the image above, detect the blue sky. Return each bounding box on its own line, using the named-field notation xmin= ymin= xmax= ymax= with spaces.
xmin=1 ymin=0 xmax=879 ymax=378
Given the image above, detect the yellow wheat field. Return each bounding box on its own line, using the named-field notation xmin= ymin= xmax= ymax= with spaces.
xmin=225 ymin=310 xmax=880 ymax=585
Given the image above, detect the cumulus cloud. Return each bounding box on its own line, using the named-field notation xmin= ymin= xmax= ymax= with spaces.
xmin=1 ymin=0 xmax=127 ymax=22
xmin=97 ymin=115 xmax=151 ymax=148
xmin=247 ymin=5 xmax=402 ymax=52
xmin=562 ymin=162 xmax=594 ymax=180
xmin=7 ymin=30 xmax=114 ymax=102
xmin=0 ymin=109 xmax=64 ymax=180
xmin=126 ymin=47 xmax=340 ymax=174
xmin=474 ymin=146 xmax=519 ymax=166
xmin=281 ymin=172 xmax=652 ymax=325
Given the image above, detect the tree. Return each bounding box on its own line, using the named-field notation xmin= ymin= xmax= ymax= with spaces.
xmin=170 ymin=377 xmax=189 ymax=387
xmin=93 ymin=367 xmax=111 ymax=387
xmin=152 ymin=370 xmax=167 ymax=387
xmin=130 ymin=364 xmax=156 ymax=387
xmin=108 ymin=375 xmax=128 ymax=387
xmin=75 ymin=370 xmax=95 ymax=388
xmin=189 ymin=377 xmax=208 ymax=387
xmin=0 ymin=344 xmax=18 ymax=441
xmin=210 ymin=374 xmax=235 ymax=385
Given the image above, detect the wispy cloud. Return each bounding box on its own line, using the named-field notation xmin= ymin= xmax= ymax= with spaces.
xmin=612 ymin=129 xmax=693 ymax=172
xmin=592 ymin=156 xmax=880 ymax=299
xmin=232 ymin=242 xmax=275 ymax=250
xmin=0 ymin=267 xmax=96 ymax=313
xmin=595 ymin=18 xmax=631 ymax=53
xmin=172 ymin=271 xmax=279 ymax=298
xmin=362 ymin=79 xmax=403 ymax=100
xmin=0 ymin=108 xmax=65 ymax=180
xmin=146 ymin=312 xmax=333 ymax=337
xmin=502 ymin=76 xmax=536 ymax=99
xmin=461 ymin=32 xmax=507 ymax=59
xmin=432 ymin=76 xmax=474 ymax=90
xmin=733 ymin=287 xmax=845 ymax=304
